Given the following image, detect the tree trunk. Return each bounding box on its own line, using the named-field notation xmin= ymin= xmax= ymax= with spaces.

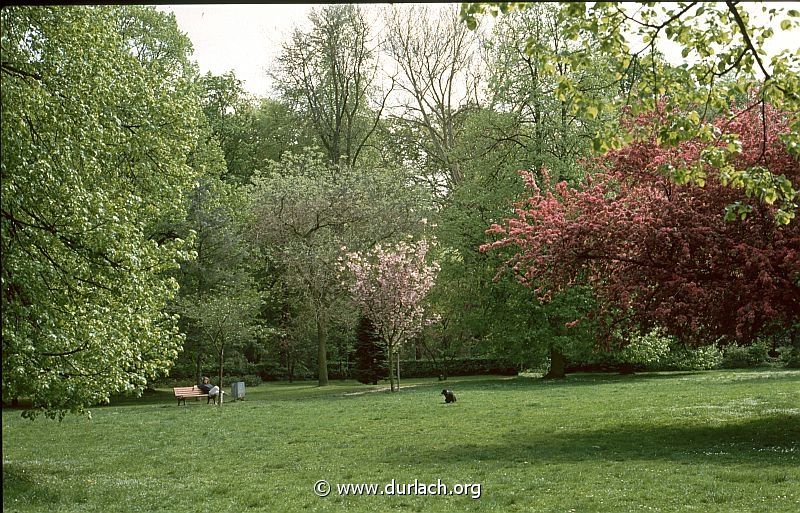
xmin=218 ymin=345 xmax=225 ymax=390
xmin=195 ymin=353 xmax=203 ymax=386
xmin=317 ymin=315 xmax=329 ymax=386
xmin=387 ymin=342 xmax=396 ymax=392
xmin=544 ymin=345 xmax=566 ymax=379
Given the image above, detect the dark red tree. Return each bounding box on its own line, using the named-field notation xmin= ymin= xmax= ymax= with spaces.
xmin=481 ymin=105 xmax=800 ymax=345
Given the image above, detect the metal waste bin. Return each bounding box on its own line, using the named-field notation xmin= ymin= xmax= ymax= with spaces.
xmin=231 ymin=381 xmax=245 ymax=401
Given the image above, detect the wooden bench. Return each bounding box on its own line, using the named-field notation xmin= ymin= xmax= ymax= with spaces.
xmin=173 ymin=386 xmax=224 ymax=406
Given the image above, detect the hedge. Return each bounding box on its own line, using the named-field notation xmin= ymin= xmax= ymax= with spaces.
xmin=326 ymin=358 xmax=518 ymax=380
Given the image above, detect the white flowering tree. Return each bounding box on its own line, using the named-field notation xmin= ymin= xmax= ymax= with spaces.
xmin=341 ymin=239 xmax=440 ymax=392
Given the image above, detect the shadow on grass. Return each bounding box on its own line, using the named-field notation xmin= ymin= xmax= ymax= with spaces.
xmin=2 ymin=464 xmax=62 ymax=509
xmin=105 ymin=387 xmax=175 ymax=407
xmin=471 ymin=369 xmax=800 ymax=390
xmin=394 ymin=414 xmax=800 ymax=466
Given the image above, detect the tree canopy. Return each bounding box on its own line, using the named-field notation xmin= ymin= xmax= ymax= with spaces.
xmin=482 ymin=104 xmax=800 ymax=345
xmin=1 ymin=6 xmax=208 ymax=418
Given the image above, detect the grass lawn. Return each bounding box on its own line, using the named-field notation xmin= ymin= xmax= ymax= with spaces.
xmin=3 ymin=369 xmax=799 ymax=512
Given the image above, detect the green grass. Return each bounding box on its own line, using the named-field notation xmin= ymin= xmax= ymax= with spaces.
xmin=3 ymin=369 xmax=799 ymax=512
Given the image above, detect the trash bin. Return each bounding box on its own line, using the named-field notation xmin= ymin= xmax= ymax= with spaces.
xmin=231 ymin=381 xmax=245 ymax=401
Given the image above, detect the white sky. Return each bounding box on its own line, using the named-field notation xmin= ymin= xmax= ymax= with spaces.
xmin=158 ymin=4 xmax=371 ymax=97
xmin=158 ymin=3 xmax=800 ymax=98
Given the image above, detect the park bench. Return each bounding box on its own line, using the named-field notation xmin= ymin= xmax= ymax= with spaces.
xmin=173 ymin=386 xmax=224 ymax=406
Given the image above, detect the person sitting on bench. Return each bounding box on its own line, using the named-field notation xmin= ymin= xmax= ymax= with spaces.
xmin=199 ymin=376 xmax=220 ymax=399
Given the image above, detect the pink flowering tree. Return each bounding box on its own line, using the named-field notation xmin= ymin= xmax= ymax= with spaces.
xmin=341 ymin=239 xmax=440 ymax=392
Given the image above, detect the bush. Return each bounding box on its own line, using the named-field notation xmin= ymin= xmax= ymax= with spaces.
xmin=399 ymin=358 xmax=518 ymax=379
xmin=255 ymin=361 xmax=287 ymax=381
xmin=720 ymin=341 xmax=769 ymax=368
xmin=327 ymin=362 xmax=354 ymax=381
xmin=658 ymin=345 xmax=723 ymax=371
xmin=566 ymin=330 xmax=724 ymax=372
xmin=778 ymin=346 xmax=800 ymax=368
xmin=621 ymin=328 xmax=672 ymax=367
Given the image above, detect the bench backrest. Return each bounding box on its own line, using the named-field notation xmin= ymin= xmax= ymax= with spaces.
xmin=173 ymin=386 xmax=206 ymax=396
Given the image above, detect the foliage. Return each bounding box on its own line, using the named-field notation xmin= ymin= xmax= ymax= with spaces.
xmin=197 ymin=71 xmax=260 ymax=184
xmin=341 ymin=238 xmax=440 ymax=391
xmin=398 ymin=358 xmax=518 ymax=379
xmin=178 ymin=278 xmax=264 ymax=389
xmin=462 ymin=2 xmax=800 ymax=223
xmin=223 ymin=374 xmax=263 ymax=388
xmin=481 ymin=3 xmax=616 ymax=184
xmin=252 ymin=98 xmax=315 ymax=164
xmin=420 ymin=5 xmax=617 ymax=380
xmin=352 ymin=316 xmax=388 ymax=385
xmin=654 ymin=344 xmax=723 ymax=371
xmin=618 ymin=328 xmax=672 ymax=368
xmin=249 ymin=150 xmax=430 ymax=386
xmin=778 ymin=346 xmax=800 ymax=368
xmin=482 ymin=105 xmax=800 ymax=346
xmin=169 ymin=136 xmax=264 ymax=387
xmin=1 ymin=6 xmax=206 ymax=419
xmin=566 ymin=332 xmax=725 ymax=373
xmin=720 ymin=341 xmax=770 ymax=369
xmin=197 ymin=73 xmax=317 ymax=184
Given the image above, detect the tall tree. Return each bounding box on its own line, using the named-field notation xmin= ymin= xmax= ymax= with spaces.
xmin=1 ymin=6 xmax=208 ymax=418
xmin=482 ymin=3 xmax=613 ymax=182
xmin=421 ymin=4 xmax=615 ymax=373
xmin=384 ymin=3 xmax=482 ymax=193
xmin=273 ymin=4 xmax=388 ymax=167
xmin=170 ymin=177 xmax=264 ymax=384
xmin=198 ymin=71 xmax=260 ymax=184
xmin=178 ymin=278 xmax=263 ymax=390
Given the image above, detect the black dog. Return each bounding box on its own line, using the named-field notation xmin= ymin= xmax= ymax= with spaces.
xmin=441 ymin=389 xmax=457 ymax=403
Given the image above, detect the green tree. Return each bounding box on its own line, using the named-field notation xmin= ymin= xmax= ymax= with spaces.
xmin=1 ymin=6 xmax=207 ymax=418
xmin=196 ymin=72 xmax=316 ymax=184
xmin=198 ymin=71 xmax=259 ymax=184
xmin=170 ymin=177 xmax=263 ymax=382
xmin=423 ymin=5 xmax=616 ymax=376
xmin=352 ymin=316 xmax=387 ymax=385
xmin=178 ymin=278 xmax=263 ymax=390
xmin=273 ymin=4 xmax=388 ymax=167
xmin=252 ymin=98 xmax=315 ymax=166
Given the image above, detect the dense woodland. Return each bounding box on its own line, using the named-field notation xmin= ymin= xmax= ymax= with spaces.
xmin=2 ymin=3 xmax=799 ymax=419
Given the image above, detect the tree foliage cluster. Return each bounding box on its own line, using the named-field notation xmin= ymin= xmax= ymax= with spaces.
xmin=1 ymin=6 xmax=210 ymax=418
xmin=482 ymin=104 xmax=799 ymax=346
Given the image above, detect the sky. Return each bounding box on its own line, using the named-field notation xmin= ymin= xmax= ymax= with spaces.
xmin=158 ymin=3 xmax=800 ymax=98
xmin=157 ymin=4 xmax=360 ymax=97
